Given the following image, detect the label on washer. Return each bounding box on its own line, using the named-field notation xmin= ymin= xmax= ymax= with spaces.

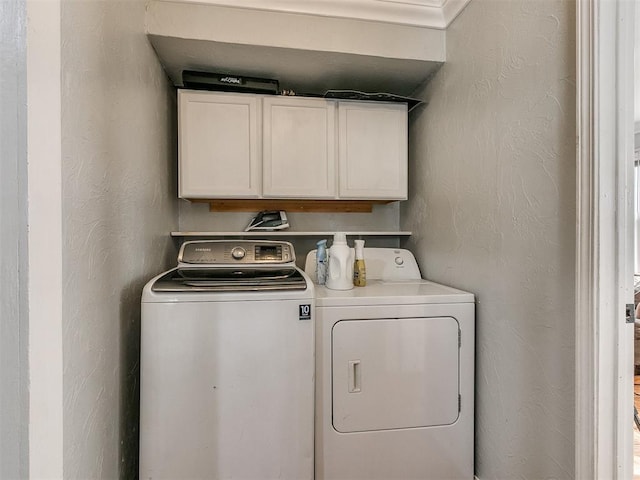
xmin=299 ymin=304 xmax=311 ymax=320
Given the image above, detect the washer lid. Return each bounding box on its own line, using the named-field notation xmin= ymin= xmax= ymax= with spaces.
xmin=315 ymin=280 xmax=474 ymax=307
xmin=152 ymin=267 xmax=308 ymax=292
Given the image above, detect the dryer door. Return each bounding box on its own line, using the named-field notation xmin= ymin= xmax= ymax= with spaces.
xmin=331 ymin=317 xmax=459 ymax=433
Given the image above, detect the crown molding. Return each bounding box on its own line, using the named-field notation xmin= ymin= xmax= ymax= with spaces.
xmin=167 ymin=0 xmax=472 ymax=29
xmin=440 ymin=0 xmax=472 ymax=26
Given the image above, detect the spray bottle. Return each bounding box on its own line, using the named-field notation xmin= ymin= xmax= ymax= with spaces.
xmin=353 ymin=239 xmax=366 ymax=287
xmin=316 ymin=239 xmax=328 ymax=285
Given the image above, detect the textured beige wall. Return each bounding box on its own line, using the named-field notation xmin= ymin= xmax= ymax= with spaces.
xmin=60 ymin=0 xmax=178 ymax=476
xmin=401 ymin=0 xmax=576 ymax=477
xmin=0 ymin=0 xmax=28 ymax=477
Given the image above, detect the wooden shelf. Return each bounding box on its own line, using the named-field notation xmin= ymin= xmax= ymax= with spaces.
xmin=197 ymin=199 xmax=396 ymax=213
xmin=171 ymin=231 xmax=412 ymax=238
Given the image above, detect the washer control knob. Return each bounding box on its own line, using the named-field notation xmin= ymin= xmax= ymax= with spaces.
xmin=231 ymin=247 xmax=246 ymax=260
xmin=394 ymin=256 xmax=404 ymax=265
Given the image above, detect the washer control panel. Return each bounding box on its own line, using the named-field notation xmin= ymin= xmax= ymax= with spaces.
xmin=179 ymin=240 xmax=294 ymax=265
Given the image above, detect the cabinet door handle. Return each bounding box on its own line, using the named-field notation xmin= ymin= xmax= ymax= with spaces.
xmin=348 ymin=360 xmax=361 ymax=393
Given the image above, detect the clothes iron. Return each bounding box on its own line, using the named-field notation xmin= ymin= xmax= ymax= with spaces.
xmin=244 ymin=210 xmax=289 ymax=232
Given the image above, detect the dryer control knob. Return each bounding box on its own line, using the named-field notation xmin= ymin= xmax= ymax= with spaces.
xmin=394 ymin=256 xmax=404 ymax=265
xmin=231 ymin=247 xmax=246 ymax=260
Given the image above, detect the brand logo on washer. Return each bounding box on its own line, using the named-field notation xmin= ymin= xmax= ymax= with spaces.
xmin=194 ymin=248 xmax=211 ymax=252
xmin=299 ymin=304 xmax=311 ymax=321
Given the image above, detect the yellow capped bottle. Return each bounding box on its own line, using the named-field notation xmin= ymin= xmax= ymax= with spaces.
xmin=353 ymin=239 xmax=366 ymax=287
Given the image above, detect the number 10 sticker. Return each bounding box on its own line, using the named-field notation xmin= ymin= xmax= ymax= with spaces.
xmin=299 ymin=304 xmax=311 ymax=320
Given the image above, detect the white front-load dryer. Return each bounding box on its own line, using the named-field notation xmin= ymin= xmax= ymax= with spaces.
xmin=306 ymin=248 xmax=475 ymax=480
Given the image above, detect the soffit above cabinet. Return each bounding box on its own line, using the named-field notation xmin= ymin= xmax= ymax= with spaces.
xmin=145 ymin=0 xmax=465 ymax=96
xmin=154 ymin=0 xmax=471 ymax=29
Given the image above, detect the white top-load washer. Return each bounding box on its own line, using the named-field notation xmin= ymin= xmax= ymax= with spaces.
xmin=305 ymin=247 xmax=475 ymax=480
xmin=141 ymin=240 xmax=315 ymax=480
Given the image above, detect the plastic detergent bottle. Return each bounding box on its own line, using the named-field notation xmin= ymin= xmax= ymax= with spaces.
xmin=326 ymin=233 xmax=354 ymax=291
xmin=353 ymin=239 xmax=366 ymax=287
xmin=316 ymin=239 xmax=328 ymax=285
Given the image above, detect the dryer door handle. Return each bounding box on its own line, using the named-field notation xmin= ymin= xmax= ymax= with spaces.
xmin=348 ymin=360 xmax=361 ymax=393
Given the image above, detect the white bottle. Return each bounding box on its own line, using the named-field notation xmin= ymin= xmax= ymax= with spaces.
xmin=326 ymin=233 xmax=354 ymax=291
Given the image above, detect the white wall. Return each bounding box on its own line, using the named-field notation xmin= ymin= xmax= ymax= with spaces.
xmin=401 ymin=0 xmax=576 ymax=478
xmin=635 ymin=0 xmax=640 ymax=125
xmin=26 ymin=0 xmax=64 ymax=475
xmin=634 ymin=1 xmax=640 ymax=274
xmin=0 ymin=0 xmax=29 ymax=476
xmin=60 ymin=0 xmax=177 ymax=476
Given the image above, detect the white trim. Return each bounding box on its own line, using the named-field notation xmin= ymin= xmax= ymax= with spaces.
xmin=576 ymin=0 xmax=635 ymax=478
xmin=26 ymin=0 xmax=64 ymax=476
xmin=575 ymin=1 xmax=596 ymax=475
xmin=161 ymin=0 xmax=472 ymax=29
xmin=615 ymin=1 xmax=635 ymax=478
xmin=441 ymin=0 xmax=471 ymax=26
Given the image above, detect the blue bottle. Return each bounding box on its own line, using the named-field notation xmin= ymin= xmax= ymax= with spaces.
xmin=316 ymin=239 xmax=328 ymax=285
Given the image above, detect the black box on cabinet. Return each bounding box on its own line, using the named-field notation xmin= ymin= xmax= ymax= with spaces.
xmin=182 ymin=70 xmax=279 ymax=95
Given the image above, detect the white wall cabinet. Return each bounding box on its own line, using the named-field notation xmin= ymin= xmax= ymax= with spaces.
xmin=178 ymin=90 xmax=260 ymax=199
xmin=178 ymin=90 xmax=408 ymax=201
xmin=263 ymin=97 xmax=336 ymax=198
xmin=338 ymin=101 xmax=407 ymax=199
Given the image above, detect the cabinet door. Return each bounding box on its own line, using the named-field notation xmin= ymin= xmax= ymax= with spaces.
xmin=179 ymin=90 xmax=260 ymax=199
xmin=331 ymin=317 xmax=460 ymax=433
xmin=263 ymin=97 xmax=336 ymax=198
xmin=338 ymin=101 xmax=408 ymax=199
